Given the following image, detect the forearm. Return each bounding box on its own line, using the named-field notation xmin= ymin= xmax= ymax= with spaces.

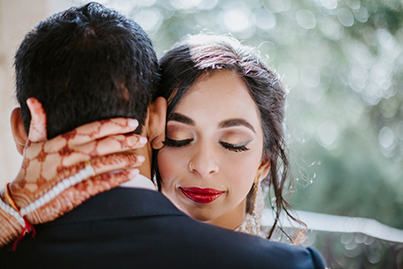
xmin=0 ymin=167 xmax=135 ymax=248
xmin=0 ymin=209 xmax=22 ymax=247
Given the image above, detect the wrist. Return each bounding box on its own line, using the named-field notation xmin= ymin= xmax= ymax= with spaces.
xmin=0 ymin=185 xmax=36 ymax=249
xmin=0 ymin=189 xmax=10 ymax=207
xmin=0 ymin=197 xmax=23 ymax=247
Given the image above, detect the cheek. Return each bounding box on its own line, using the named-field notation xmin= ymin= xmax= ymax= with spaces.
xmin=157 ymin=148 xmax=186 ymax=189
xmin=157 ymin=149 xmax=173 ymax=187
xmin=223 ymin=151 xmax=262 ymax=195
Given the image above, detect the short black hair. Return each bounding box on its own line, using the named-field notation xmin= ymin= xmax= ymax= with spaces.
xmin=15 ymin=2 xmax=158 ymax=139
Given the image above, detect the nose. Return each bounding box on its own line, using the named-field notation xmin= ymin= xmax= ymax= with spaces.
xmin=188 ymin=143 xmax=219 ymax=177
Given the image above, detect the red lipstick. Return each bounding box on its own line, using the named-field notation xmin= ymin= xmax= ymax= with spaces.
xmin=180 ymin=187 xmax=224 ymax=204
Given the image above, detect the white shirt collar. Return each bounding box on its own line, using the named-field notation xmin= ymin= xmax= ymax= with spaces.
xmin=118 ymin=174 xmax=157 ymax=191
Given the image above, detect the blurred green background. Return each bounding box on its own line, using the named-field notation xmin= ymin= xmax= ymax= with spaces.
xmin=88 ymin=0 xmax=403 ymax=230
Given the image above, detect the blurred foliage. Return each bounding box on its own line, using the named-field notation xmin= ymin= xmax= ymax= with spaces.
xmin=85 ymin=0 xmax=403 ymax=229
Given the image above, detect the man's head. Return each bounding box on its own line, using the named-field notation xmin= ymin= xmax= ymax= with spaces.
xmin=14 ymin=2 xmax=158 ymax=140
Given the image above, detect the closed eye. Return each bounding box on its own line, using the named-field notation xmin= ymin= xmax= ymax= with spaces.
xmin=164 ymin=137 xmax=194 ymax=148
xmin=219 ymin=141 xmax=251 ymax=152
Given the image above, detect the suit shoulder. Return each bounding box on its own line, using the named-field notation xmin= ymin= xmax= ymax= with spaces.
xmin=260 ymin=240 xmax=327 ymax=269
xmin=187 ymin=221 xmax=327 ymax=268
xmin=306 ymin=247 xmax=328 ymax=268
xmin=229 ymin=234 xmax=327 ymax=269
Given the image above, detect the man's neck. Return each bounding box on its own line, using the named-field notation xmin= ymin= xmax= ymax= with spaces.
xmin=119 ymin=141 xmax=156 ymax=191
xmin=133 ymin=142 xmax=153 ymax=181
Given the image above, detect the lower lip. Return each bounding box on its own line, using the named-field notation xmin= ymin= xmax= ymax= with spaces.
xmin=180 ymin=187 xmax=224 ymax=204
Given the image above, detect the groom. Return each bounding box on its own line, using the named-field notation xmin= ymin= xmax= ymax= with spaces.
xmin=0 ymin=2 xmax=326 ymax=268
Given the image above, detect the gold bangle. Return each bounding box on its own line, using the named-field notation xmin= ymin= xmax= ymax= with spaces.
xmin=4 ymin=183 xmax=21 ymax=215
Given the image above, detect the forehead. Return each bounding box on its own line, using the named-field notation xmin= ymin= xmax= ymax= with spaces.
xmin=173 ymin=70 xmax=261 ymax=127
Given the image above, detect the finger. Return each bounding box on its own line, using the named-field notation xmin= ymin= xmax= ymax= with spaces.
xmin=57 ymin=134 xmax=147 ymax=167
xmin=29 ymin=169 xmax=139 ymax=224
xmin=26 ymin=98 xmax=47 ymax=142
xmin=89 ymin=153 xmax=145 ymax=175
xmin=75 ymin=134 xmax=147 ymax=158
xmin=52 ymin=153 xmax=144 ymax=188
xmin=79 ymin=168 xmax=140 ymax=192
xmin=67 ymin=118 xmax=139 ymax=145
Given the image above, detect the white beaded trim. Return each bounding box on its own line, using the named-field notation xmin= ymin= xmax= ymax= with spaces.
xmin=19 ymin=164 xmax=95 ymax=216
xmin=20 ymin=164 xmax=95 ymax=216
xmin=0 ymin=197 xmax=25 ymax=227
xmin=0 ymin=164 xmax=95 ymax=228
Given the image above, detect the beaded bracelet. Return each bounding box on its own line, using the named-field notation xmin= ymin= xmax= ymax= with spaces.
xmin=20 ymin=164 xmax=95 ymax=216
xmin=0 ymin=193 xmax=25 ymax=227
xmin=0 ymin=163 xmax=95 ymax=250
xmin=1 ymin=183 xmax=35 ymax=250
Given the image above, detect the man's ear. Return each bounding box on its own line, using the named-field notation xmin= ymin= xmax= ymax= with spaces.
xmin=146 ymin=97 xmax=167 ymax=150
xmin=10 ymin=108 xmax=27 ymax=155
xmin=256 ymin=158 xmax=271 ymax=182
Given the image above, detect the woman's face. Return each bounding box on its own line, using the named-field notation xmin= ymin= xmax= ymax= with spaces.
xmin=158 ymin=70 xmax=269 ymax=229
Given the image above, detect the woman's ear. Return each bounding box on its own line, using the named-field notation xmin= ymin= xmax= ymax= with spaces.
xmin=147 ymin=97 xmax=167 ymax=150
xmin=256 ymin=158 xmax=271 ymax=182
xmin=10 ymin=107 xmax=27 ymax=155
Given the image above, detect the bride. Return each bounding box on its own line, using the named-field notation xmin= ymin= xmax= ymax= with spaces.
xmin=155 ymin=34 xmax=298 ymax=238
xmin=1 ymin=34 xmax=300 ymax=243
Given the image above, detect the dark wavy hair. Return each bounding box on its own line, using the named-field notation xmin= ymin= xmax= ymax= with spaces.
xmin=154 ymin=34 xmax=302 ymax=240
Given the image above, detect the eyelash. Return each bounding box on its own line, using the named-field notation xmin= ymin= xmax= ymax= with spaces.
xmin=219 ymin=141 xmax=250 ymax=152
xmin=164 ymin=138 xmax=250 ymax=153
xmin=164 ymin=138 xmax=193 ymax=147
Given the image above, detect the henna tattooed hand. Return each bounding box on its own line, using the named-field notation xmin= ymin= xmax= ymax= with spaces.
xmin=3 ymin=98 xmax=147 ymax=225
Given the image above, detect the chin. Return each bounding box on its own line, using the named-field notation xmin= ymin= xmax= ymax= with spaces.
xmin=187 ymin=210 xmax=216 ymax=223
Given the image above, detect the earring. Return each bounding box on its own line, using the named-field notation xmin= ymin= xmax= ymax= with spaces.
xmin=235 ymin=176 xmax=265 ymax=237
xmin=252 ymin=179 xmax=264 ymax=234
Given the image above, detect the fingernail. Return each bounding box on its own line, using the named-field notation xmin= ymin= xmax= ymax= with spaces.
xmin=130 ymin=168 xmax=140 ymax=177
xmin=140 ymin=136 xmax=148 ymax=144
xmin=137 ymin=155 xmax=145 ymax=162
xmin=129 ymin=119 xmax=139 ymax=127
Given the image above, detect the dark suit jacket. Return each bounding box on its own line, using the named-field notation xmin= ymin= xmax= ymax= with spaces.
xmin=0 ymin=188 xmax=326 ymax=268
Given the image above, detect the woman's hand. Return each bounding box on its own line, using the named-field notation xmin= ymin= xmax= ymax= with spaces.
xmin=0 ymin=98 xmax=147 ymax=246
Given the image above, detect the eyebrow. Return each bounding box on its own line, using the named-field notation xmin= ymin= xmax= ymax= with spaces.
xmin=168 ymin=113 xmax=255 ymax=133
xmin=219 ymin=119 xmax=255 ymax=133
xmin=168 ymin=113 xmax=195 ymax=126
